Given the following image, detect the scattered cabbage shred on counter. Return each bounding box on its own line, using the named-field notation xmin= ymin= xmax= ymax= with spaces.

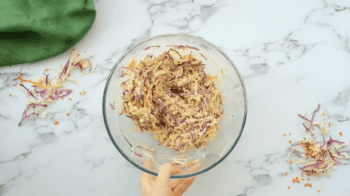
xmin=292 ymin=104 xmax=349 ymax=177
xmin=18 ymin=49 xmax=98 ymax=126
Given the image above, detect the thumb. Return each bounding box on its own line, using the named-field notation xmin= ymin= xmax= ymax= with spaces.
xmin=155 ymin=164 xmax=180 ymax=186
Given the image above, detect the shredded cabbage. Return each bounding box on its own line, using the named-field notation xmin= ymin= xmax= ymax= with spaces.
xmin=120 ymin=47 xmax=224 ymax=152
xmin=294 ymin=105 xmax=350 ymax=177
xmin=294 ymin=137 xmax=349 ymax=177
xmin=18 ymin=49 xmax=97 ymax=126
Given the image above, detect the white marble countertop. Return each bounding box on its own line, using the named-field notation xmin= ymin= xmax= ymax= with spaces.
xmin=1 ymin=0 xmax=350 ymax=195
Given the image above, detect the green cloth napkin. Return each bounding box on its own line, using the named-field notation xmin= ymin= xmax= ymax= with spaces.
xmin=0 ymin=0 xmax=96 ymax=66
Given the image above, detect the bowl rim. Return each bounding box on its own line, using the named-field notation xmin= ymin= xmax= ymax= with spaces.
xmin=102 ymin=33 xmax=248 ymax=179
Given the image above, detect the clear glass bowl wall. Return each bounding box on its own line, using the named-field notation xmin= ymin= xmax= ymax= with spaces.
xmin=103 ymin=34 xmax=247 ymax=178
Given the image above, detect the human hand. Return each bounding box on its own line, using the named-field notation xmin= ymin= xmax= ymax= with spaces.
xmin=140 ymin=160 xmax=202 ymax=196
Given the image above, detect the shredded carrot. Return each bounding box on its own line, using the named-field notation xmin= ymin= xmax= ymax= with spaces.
xmin=294 ymin=149 xmax=297 ymax=152
xmin=308 ymin=178 xmax=310 ymax=180
xmin=54 ymin=121 xmax=59 ymax=125
xmin=301 ymin=177 xmax=304 ymax=181
xmin=128 ymin=57 xmax=137 ymax=69
xmin=18 ymin=77 xmax=48 ymax=90
xmin=202 ymin=128 xmax=212 ymax=138
xmin=289 ymin=147 xmax=292 ymax=150
xmin=285 ymin=172 xmax=288 ymax=176
xmin=271 ymin=162 xmax=273 ymax=164
xmin=68 ymin=74 xmax=71 ymax=77
xmin=67 ymin=113 xmax=70 ymax=116
xmin=290 ymin=161 xmax=293 ymax=164
xmin=289 ymin=133 xmax=291 ymax=135
xmin=283 ymin=134 xmax=286 ymax=136
xmin=289 ymin=140 xmax=292 ymax=144
xmin=322 ymin=153 xmax=326 ymax=163
xmin=69 ymin=98 xmax=72 ymax=100
xmin=290 ymin=153 xmax=293 ymax=156
xmin=21 ymin=73 xmax=25 ymax=76
xmin=276 ymin=157 xmax=278 ymax=160
xmin=157 ymin=79 xmax=165 ymax=89
xmin=144 ymin=96 xmax=147 ymax=107
xmin=317 ymin=190 xmax=321 ymax=192
xmin=339 ymin=132 xmax=343 ymax=136
xmin=9 ymin=94 xmax=12 ymax=97
xmin=181 ymin=158 xmax=201 ymax=168
xmin=45 ymin=69 xmax=49 ymax=72
xmin=83 ymin=91 xmax=86 ymax=94
xmin=288 ymin=186 xmax=290 ymax=189
xmin=13 ymin=84 xmax=16 ymax=86
xmin=302 ymin=143 xmax=310 ymax=157
xmin=328 ymin=122 xmax=331 ymax=127
xmin=61 ymin=97 xmax=64 ymax=100
xmin=73 ymin=104 xmax=76 ymax=106
xmin=311 ymin=133 xmax=315 ymax=136
xmin=80 ymin=92 xmax=82 ymax=95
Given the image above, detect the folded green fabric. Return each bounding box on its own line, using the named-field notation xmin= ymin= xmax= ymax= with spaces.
xmin=0 ymin=0 xmax=96 ymax=66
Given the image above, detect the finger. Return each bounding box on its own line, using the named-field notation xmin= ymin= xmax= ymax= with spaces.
xmin=170 ymin=179 xmax=182 ymax=190
xmin=144 ymin=160 xmax=156 ymax=179
xmin=141 ymin=160 xmax=156 ymax=190
xmin=155 ymin=164 xmax=179 ymax=186
xmin=172 ymin=166 xmax=181 ymax=175
xmin=183 ymin=163 xmax=203 ymax=173
xmin=141 ymin=172 xmax=155 ymax=187
xmin=170 ymin=163 xmax=202 ymax=190
xmin=173 ymin=177 xmax=196 ymax=196
xmin=144 ymin=159 xmax=154 ymax=170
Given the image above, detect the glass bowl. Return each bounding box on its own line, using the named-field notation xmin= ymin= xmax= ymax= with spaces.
xmin=102 ymin=34 xmax=247 ymax=178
